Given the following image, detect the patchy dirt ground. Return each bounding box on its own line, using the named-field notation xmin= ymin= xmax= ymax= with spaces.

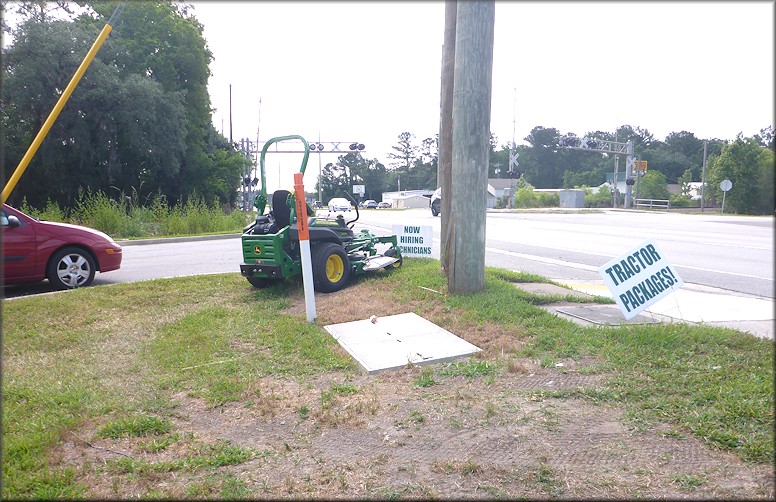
xmin=54 ymin=283 xmax=774 ymax=499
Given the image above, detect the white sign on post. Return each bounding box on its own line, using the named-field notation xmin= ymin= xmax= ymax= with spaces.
xmin=392 ymin=224 xmax=433 ymax=258
xmin=599 ymin=238 xmax=684 ymax=320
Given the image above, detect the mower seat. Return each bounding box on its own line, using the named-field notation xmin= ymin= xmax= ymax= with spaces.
xmin=271 ymin=190 xmax=292 ymax=229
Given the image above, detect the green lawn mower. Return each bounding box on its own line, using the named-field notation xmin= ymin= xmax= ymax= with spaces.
xmin=240 ymin=135 xmax=402 ymax=293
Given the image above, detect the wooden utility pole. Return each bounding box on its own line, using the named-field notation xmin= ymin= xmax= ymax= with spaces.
xmin=438 ymin=0 xmax=457 ymax=276
xmin=448 ymin=0 xmax=495 ymax=294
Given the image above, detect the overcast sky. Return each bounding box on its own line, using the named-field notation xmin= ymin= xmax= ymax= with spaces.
xmin=192 ymin=1 xmax=773 ymax=190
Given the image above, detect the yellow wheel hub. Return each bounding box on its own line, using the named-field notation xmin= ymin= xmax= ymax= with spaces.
xmin=325 ymin=254 xmax=344 ymax=282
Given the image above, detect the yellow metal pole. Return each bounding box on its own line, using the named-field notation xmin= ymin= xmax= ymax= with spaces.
xmin=1 ymin=23 xmax=113 ymax=204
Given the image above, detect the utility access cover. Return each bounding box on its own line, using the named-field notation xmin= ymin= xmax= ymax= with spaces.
xmin=556 ymin=305 xmax=660 ymax=326
xmin=324 ymin=312 xmax=481 ymax=374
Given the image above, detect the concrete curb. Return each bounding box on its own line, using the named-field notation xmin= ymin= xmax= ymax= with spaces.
xmin=116 ymin=233 xmax=241 ymax=246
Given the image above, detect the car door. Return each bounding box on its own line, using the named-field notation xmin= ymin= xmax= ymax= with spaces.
xmin=2 ymin=208 xmax=38 ymax=282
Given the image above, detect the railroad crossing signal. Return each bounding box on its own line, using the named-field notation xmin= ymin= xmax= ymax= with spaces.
xmin=509 ymin=150 xmax=519 ymax=170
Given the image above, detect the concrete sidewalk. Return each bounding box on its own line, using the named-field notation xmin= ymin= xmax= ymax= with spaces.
xmin=557 ymin=280 xmax=774 ymax=341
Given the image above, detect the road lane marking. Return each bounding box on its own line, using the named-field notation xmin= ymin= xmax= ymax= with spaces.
xmin=484 ymin=246 xmax=600 ymax=272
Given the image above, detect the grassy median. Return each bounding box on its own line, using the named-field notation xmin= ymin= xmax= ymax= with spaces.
xmin=2 ymin=259 xmax=773 ymax=498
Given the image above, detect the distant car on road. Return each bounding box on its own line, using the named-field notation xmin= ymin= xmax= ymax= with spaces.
xmin=363 ymin=200 xmax=378 ymax=209
xmin=2 ymin=204 xmax=123 ymax=289
xmin=328 ymin=197 xmax=351 ymax=212
xmin=430 ymin=187 xmax=441 ymax=216
xmin=377 ymin=201 xmax=391 ymax=209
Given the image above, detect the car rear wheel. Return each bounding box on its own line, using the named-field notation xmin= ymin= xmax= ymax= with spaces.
xmin=47 ymin=246 xmax=96 ymax=289
xmin=312 ymin=242 xmax=351 ymax=293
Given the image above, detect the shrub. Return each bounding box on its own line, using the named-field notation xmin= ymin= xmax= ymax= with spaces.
xmin=669 ymin=194 xmax=696 ymax=208
xmin=494 ymin=195 xmax=512 ymax=209
xmin=584 ymin=186 xmax=611 ymax=208
xmin=19 ymin=197 xmax=65 ymax=222
xmin=14 ymin=192 xmax=249 ymax=239
xmin=514 ymin=187 xmax=539 ymax=208
xmin=536 ymin=192 xmax=559 ymax=207
xmin=72 ymin=190 xmax=129 ymax=237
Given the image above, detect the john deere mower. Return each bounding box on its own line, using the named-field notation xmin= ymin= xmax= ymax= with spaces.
xmin=240 ymin=135 xmax=402 ymax=293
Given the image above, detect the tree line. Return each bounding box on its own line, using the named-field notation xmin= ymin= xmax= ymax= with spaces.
xmin=319 ymin=125 xmax=773 ymax=215
xmin=2 ymin=1 xmax=251 ymax=211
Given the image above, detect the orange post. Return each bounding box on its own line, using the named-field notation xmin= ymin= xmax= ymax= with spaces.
xmin=293 ymin=172 xmax=316 ymax=322
xmin=293 ymin=173 xmax=310 ymax=241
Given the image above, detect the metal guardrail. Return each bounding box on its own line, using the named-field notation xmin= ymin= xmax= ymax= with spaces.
xmin=634 ymin=198 xmax=670 ymax=210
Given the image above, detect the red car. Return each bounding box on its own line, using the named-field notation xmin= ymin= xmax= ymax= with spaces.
xmin=2 ymin=204 xmax=122 ymax=289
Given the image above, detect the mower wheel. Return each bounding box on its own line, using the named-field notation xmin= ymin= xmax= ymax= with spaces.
xmin=246 ymin=276 xmax=277 ymax=288
xmin=384 ymin=247 xmax=402 ymax=269
xmin=312 ymin=242 xmax=351 ymax=293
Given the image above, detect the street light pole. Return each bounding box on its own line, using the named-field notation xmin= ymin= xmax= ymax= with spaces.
xmin=701 ymin=140 xmax=707 ymax=212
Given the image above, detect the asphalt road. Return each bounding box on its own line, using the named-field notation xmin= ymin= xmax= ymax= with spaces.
xmin=4 ymin=208 xmax=773 ymax=299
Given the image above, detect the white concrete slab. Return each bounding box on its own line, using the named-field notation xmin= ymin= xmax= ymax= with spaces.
xmin=324 ymin=312 xmax=481 ymax=374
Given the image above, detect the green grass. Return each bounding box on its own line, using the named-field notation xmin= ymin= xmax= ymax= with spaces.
xmin=439 ymin=358 xmax=497 ymax=378
xmin=2 ymin=274 xmax=353 ymax=498
xmin=98 ymin=414 xmax=173 ymax=439
xmin=517 ymin=323 xmax=774 ymax=462
xmin=105 ymin=440 xmax=259 ymax=474
xmin=2 ymin=259 xmax=773 ymax=497
xmin=413 ymin=368 xmax=439 ymax=388
xmin=18 ymin=191 xmax=250 ymax=239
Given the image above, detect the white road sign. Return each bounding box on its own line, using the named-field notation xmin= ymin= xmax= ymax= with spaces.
xmin=392 ymin=224 xmax=433 ymax=258
xmin=599 ymin=238 xmax=684 ymax=320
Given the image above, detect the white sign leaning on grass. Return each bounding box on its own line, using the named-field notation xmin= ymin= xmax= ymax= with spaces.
xmin=599 ymin=238 xmax=684 ymax=320
xmin=392 ymin=224 xmax=433 ymax=258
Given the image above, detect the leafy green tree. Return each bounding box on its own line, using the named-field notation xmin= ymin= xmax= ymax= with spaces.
xmin=387 ymin=131 xmax=422 ymax=190
xmin=318 ymin=153 xmax=388 ymax=203
xmin=584 ymin=185 xmax=612 ymax=208
xmin=521 ymin=126 xmax=570 ymax=188
xmin=484 ymin=134 xmax=508 ymax=178
xmin=2 ymin=16 xmax=188 ymax=208
xmin=2 ymin=1 xmax=243 ymax=209
xmin=707 ymin=135 xmax=774 ymax=214
xmin=410 ymin=136 xmax=438 ymax=190
xmin=388 ymin=131 xmax=419 ymax=171
xmin=678 ymin=168 xmax=694 ymax=195
xmin=90 ymin=1 xmax=222 ymax=205
xmin=754 ymin=126 xmax=774 ymax=149
xmin=636 ymin=171 xmax=671 ymax=200
xmin=614 ymin=124 xmax=656 ymax=150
